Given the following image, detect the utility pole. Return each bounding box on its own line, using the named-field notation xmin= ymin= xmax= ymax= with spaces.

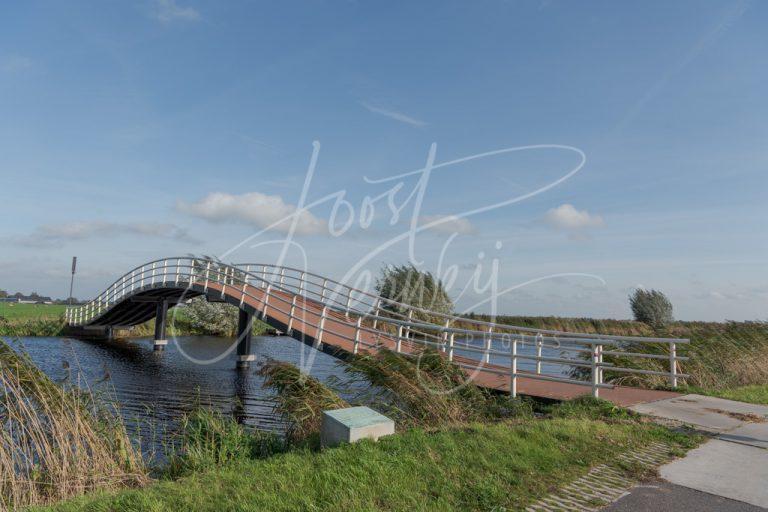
xmin=69 ymin=257 xmax=77 ymax=305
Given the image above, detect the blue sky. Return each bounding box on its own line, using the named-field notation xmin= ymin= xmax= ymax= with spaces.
xmin=1 ymin=0 xmax=766 ymax=320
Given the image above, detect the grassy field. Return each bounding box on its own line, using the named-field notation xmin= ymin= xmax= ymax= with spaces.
xmin=32 ymin=409 xmax=696 ymax=512
xmin=0 ymin=303 xmax=66 ymax=320
xmin=684 ymin=384 xmax=768 ymax=405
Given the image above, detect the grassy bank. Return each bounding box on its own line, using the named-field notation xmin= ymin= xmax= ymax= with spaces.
xmin=32 ymin=404 xmax=696 ymax=512
xmin=3 ymin=339 xmax=701 ymax=511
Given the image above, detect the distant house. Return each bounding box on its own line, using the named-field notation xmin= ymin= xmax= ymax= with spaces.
xmin=10 ymin=293 xmax=53 ymax=304
xmin=0 ymin=297 xmax=20 ymax=303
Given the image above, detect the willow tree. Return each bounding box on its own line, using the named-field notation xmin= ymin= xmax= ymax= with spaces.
xmin=375 ymin=264 xmax=454 ymax=322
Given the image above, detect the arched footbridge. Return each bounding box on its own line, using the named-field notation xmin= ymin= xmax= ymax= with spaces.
xmin=65 ymin=257 xmax=688 ymax=406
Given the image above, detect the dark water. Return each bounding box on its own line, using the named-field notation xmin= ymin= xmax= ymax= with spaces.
xmin=8 ymin=335 xmax=359 ymax=445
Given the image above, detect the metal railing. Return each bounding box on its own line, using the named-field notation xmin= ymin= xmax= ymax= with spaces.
xmin=65 ymin=257 xmax=689 ymax=397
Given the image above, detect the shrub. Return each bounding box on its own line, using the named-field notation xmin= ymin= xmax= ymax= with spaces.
xmin=178 ymin=297 xmax=239 ymax=336
xmin=629 ymin=289 xmax=674 ymax=328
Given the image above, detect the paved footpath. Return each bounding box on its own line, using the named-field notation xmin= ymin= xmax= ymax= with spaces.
xmin=606 ymin=394 xmax=768 ymax=510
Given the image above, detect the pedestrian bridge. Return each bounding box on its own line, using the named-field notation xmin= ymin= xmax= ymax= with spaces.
xmin=65 ymin=257 xmax=688 ymax=406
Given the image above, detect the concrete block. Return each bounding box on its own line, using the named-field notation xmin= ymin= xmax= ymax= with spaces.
xmin=321 ymin=406 xmax=394 ymax=447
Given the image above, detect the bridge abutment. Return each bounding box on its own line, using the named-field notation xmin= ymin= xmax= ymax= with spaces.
xmin=153 ymin=299 xmax=169 ymax=351
xmin=236 ymin=308 xmax=255 ymax=369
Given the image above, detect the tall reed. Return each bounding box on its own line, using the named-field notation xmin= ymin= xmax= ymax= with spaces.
xmin=0 ymin=340 xmax=146 ymax=510
xmin=257 ymin=361 xmax=348 ymax=445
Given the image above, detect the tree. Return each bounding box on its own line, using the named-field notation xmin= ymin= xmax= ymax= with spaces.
xmin=375 ymin=264 xmax=454 ymax=321
xmin=629 ymin=288 xmax=674 ymax=328
xmin=180 ymin=297 xmax=239 ymax=336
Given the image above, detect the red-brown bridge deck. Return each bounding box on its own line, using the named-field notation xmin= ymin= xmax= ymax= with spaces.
xmin=208 ymin=282 xmax=678 ymax=407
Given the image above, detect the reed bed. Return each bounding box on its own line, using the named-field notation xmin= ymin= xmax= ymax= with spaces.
xmin=563 ymin=321 xmax=768 ymax=390
xmin=257 ymin=361 xmax=348 ymax=445
xmin=258 ymin=349 xmax=530 ymax=445
xmin=0 ymin=340 xmax=146 ymax=510
xmin=0 ymin=317 xmax=65 ymax=337
xmin=341 ymin=348 xmax=530 ymax=428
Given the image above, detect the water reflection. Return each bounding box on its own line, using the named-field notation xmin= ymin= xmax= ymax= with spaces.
xmin=10 ymin=335 xmax=355 ymax=442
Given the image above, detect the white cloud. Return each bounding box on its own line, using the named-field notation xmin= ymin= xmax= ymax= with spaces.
xmin=177 ymin=191 xmax=327 ymax=235
xmin=418 ymin=215 xmax=475 ymax=235
xmin=152 ymin=0 xmax=200 ymax=22
xmin=359 ymin=101 xmax=426 ymax=127
xmin=1 ymin=55 xmax=33 ymax=73
xmin=544 ymin=204 xmax=605 ymax=231
xmin=8 ymin=222 xmax=197 ymax=247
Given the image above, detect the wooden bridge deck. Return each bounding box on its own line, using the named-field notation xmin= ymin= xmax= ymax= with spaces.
xmin=208 ymin=282 xmax=678 ymax=407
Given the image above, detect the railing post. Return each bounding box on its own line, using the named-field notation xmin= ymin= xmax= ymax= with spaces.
xmin=204 ymin=262 xmax=211 ymax=292
xmin=396 ymin=325 xmax=403 ymax=353
xmin=510 ymin=339 xmax=517 ymax=397
xmin=262 ymin=284 xmax=272 ymax=320
xmin=535 ymin=334 xmax=543 ymax=374
xmin=151 ymin=262 xmax=156 ymax=286
xmin=371 ymin=298 xmax=381 ymax=330
xmin=261 ymin=265 xmax=267 ymax=288
xmin=299 ymin=272 xmax=306 ymax=295
xmin=591 ymin=344 xmax=601 ymax=398
xmin=345 ymin=291 xmax=352 ymax=318
xmin=404 ymin=309 xmax=413 ymax=340
xmin=448 ymin=332 xmax=455 ymax=362
xmin=287 ymin=294 xmax=298 ymax=334
xmin=279 ymin=268 xmax=285 ymax=288
xmin=669 ymin=342 xmax=678 ymax=388
xmin=441 ymin=319 xmax=450 ymax=353
xmin=315 ymin=306 xmax=328 ymax=349
xmin=320 ymin=279 xmax=327 ymax=302
xmin=240 ymin=278 xmax=248 ymax=308
xmin=221 ymin=266 xmax=228 ymax=299
xmin=598 ymin=343 xmax=604 ymax=385
xmin=353 ymin=316 xmax=362 ymax=355
xmin=175 ymin=259 xmax=181 ymax=286
xmin=484 ymin=325 xmax=493 ymax=364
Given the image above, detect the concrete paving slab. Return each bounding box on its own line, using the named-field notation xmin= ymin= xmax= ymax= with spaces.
xmin=630 ymin=394 xmax=768 ymax=432
xmin=719 ymin=422 xmax=768 ymax=450
xmin=660 ymin=439 xmax=768 ymax=508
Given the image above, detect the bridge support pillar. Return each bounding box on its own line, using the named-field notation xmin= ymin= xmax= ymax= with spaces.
xmin=154 ymin=299 xmax=169 ymax=351
xmin=236 ymin=309 xmax=255 ymax=369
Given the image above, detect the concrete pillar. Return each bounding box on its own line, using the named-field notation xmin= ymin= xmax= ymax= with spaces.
xmin=236 ymin=308 xmax=255 ymax=369
xmin=153 ymin=299 xmax=169 ymax=351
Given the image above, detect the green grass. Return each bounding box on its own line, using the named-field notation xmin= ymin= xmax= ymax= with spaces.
xmin=0 ymin=303 xmax=66 ymax=320
xmin=32 ymin=401 xmax=697 ymax=512
xmin=682 ymin=384 xmax=768 ymax=405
